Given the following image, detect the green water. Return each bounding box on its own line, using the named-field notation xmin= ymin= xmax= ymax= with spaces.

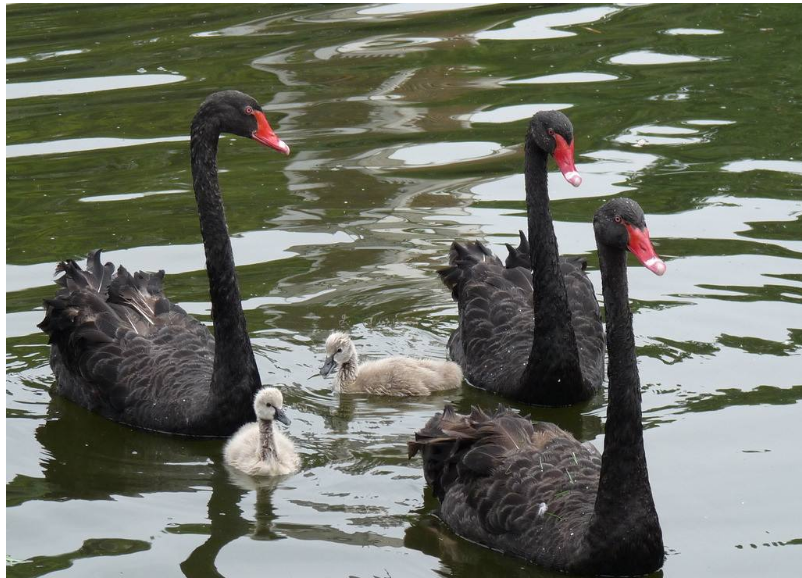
xmin=6 ymin=4 xmax=802 ymax=577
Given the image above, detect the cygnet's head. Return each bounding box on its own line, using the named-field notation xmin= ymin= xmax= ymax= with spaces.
xmin=319 ymin=332 xmax=356 ymax=377
xmin=253 ymin=387 xmax=291 ymax=425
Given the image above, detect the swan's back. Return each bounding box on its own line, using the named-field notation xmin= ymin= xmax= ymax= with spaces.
xmin=347 ymin=357 xmax=462 ymax=396
xmin=439 ymin=240 xmax=603 ymax=401
xmin=223 ymin=423 xmax=300 ymax=477
xmin=38 ymin=251 xmax=254 ymax=435
xmin=410 ymin=405 xmax=602 ymax=571
xmin=440 ymin=243 xmax=536 ymax=392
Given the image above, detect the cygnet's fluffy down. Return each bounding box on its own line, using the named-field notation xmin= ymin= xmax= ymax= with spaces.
xmin=319 ymin=332 xmax=463 ymax=396
xmin=224 ymin=387 xmax=300 ymax=477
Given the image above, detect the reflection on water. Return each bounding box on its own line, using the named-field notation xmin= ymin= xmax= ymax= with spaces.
xmin=664 ymin=27 xmax=724 ymax=36
xmin=78 ymin=189 xmax=186 ymax=203
xmin=474 ymin=5 xmax=620 ymax=40
xmin=615 ymin=123 xmax=705 ymax=147
xmin=722 ymin=160 xmax=802 ymax=176
xmin=459 ymin=102 xmax=573 ymax=124
xmin=355 ymin=3 xmax=486 ymax=16
xmin=503 ymin=71 xmax=618 ymax=85
xmin=315 ymin=36 xmax=441 ymax=60
xmin=6 ymin=73 xmax=186 ymax=100
xmin=6 ymin=3 xmax=802 ymax=578
xmin=609 ymin=50 xmax=711 ymax=65
xmin=6 ymin=231 xmax=354 ymax=293
xmin=387 ymin=141 xmax=505 ymax=167
xmin=6 ymin=136 xmax=188 ymax=159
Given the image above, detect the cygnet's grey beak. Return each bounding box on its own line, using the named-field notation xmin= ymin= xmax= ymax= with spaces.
xmin=274 ymin=407 xmax=291 ymax=426
xmin=319 ymin=356 xmax=337 ymax=377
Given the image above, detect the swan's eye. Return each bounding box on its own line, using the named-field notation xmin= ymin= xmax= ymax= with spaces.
xmin=337 ymin=348 xmax=342 ymax=353
xmin=245 ymin=106 xmax=254 ymax=115
xmin=547 ymin=128 xmax=555 ymax=136
xmin=266 ymin=403 xmax=272 ymax=408
xmin=614 ymin=215 xmax=623 ymax=224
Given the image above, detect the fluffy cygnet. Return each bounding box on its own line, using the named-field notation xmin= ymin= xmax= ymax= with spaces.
xmin=319 ymin=332 xmax=463 ymax=396
xmin=223 ymin=387 xmax=300 ymax=477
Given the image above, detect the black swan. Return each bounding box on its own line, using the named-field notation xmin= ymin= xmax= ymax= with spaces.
xmin=441 ymin=111 xmax=601 ymax=406
xmin=410 ymin=197 xmax=666 ymax=576
xmin=37 ymin=90 xmax=291 ymax=436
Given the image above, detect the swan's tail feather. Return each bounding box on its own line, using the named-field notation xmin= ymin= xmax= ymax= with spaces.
xmin=438 ymin=240 xmax=502 ymax=300
xmin=39 ymin=251 xmax=178 ymax=358
xmin=52 ymin=249 xmax=115 ymax=295
xmin=39 ymin=250 xmax=116 ymax=339
xmin=38 ymin=250 xmax=214 ymax=416
xmin=409 ymin=404 xmax=535 ymax=500
xmin=561 ymin=255 xmax=588 ymax=272
xmin=108 ymin=266 xmax=171 ymax=325
xmin=504 ymin=230 xmax=530 ymax=269
xmin=500 ymin=231 xmax=589 ymax=273
xmin=38 ymin=285 xmax=123 ymax=379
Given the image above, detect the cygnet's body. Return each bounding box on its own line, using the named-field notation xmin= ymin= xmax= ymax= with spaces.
xmin=319 ymin=332 xmax=463 ymax=396
xmin=224 ymin=387 xmax=300 ymax=477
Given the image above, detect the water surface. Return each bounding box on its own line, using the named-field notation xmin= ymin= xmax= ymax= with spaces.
xmin=6 ymin=4 xmax=802 ymax=578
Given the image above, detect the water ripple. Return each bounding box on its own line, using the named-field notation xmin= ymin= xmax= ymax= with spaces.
xmin=315 ymin=36 xmax=441 ymax=60
xmin=7 ymin=230 xmax=356 ymax=293
xmin=6 ymin=136 xmax=187 ymax=159
xmin=458 ymin=103 xmax=573 ymax=124
xmin=503 ymin=72 xmax=617 ymax=85
xmin=357 ymin=3 xmax=486 ymax=16
xmin=388 ymin=142 xmax=505 ymax=167
xmin=610 ymin=50 xmax=714 ymax=65
xmin=79 ymin=189 xmax=186 ymax=203
xmin=476 ymin=6 xmax=619 ymax=41
xmin=616 ymin=124 xmax=705 ymax=147
xmin=722 ymin=160 xmax=802 ymax=176
xmin=663 ymin=28 xmax=723 ymax=36
xmin=6 ymin=73 xmax=185 ymax=100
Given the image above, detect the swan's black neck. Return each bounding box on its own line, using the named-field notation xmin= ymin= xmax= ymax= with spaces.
xmin=190 ymin=111 xmax=261 ymax=405
xmin=518 ymin=138 xmax=586 ymax=405
xmin=258 ymin=419 xmax=276 ymax=461
xmin=581 ymin=243 xmax=662 ymax=573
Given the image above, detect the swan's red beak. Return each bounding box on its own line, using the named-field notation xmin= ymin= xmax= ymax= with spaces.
xmin=625 ymin=223 xmax=666 ymax=276
xmin=252 ymin=111 xmax=290 ymax=155
xmin=552 ymin=134 xmax=582 ymax=187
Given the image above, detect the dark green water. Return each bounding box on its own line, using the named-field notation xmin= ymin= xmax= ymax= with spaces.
xmin=6 ymin=4 xmax=802 ymax=577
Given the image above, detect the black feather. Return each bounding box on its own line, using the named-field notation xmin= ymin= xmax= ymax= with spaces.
xmin=414 ymin=196 xmax=665 ymax=576
xmin=38 ymin=92 xmax=280 ymax=436
xmin=439 ymin=110 xmax=604 ymax=406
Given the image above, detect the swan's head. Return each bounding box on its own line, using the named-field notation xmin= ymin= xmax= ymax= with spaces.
xmin=528 ymin=110 xmax=581 ymax=187
xmin=197 ymin=90 xmax=290 ymax=155
xmin=320 ymin=332 xmax=356 ymax=377
xmin=253 ymin=387 xmax=291 ymax=425
xmin=594 ymin=198 xmax=666 ymax=276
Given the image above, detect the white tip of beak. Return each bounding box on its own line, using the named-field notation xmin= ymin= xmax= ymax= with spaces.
xmin=564 ymin=171 xmax=582 ymax=187
xmin=644 ymin=257 xmax=666 ymax=276
xmin=277 ymin=139 xmax=290 ymax=155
